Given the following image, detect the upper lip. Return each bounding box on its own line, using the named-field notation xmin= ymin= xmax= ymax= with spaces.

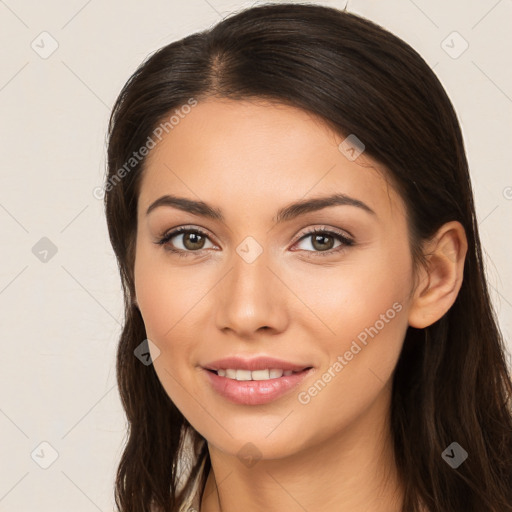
xmin=203 ymin=356 xmax=313 ymax=372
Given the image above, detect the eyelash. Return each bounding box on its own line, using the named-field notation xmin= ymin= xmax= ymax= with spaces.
xmin=154 ymin=225 xmax=355 ymax=258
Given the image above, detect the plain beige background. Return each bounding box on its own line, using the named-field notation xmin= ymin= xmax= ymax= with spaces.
xmin=0 ymin=0 xmax=510 ymax=510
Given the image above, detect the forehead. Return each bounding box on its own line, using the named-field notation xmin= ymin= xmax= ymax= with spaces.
xmin=144 ymin=98 xmax=341 ymax=170
xmin=137 ymin=98 xmax=405 ymax=223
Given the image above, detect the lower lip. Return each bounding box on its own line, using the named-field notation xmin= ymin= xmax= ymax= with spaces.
xmin=202 ymin=368 xmax=314 ymax=405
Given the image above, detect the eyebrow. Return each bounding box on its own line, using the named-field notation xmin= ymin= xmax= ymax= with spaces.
xmin=145 ymin=193 xmax=376 ymax=223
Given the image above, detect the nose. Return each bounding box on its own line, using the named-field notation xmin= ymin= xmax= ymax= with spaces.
xmin=214 ymin=248 xmax=289 ymax=339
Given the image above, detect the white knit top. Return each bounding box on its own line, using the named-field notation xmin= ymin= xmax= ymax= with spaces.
xmin=176 ymin=431 xmax=207 ymax=512
xmin=177 ymin=460 xmax=204 ymax=511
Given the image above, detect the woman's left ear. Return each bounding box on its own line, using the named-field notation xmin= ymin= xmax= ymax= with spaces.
xmin=408 ymin=221 xmax=468 ymax=329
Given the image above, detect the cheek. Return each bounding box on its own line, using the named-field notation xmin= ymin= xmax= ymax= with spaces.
xmin=291 ymin=240 xmax=412 ymax=407
xmin=134 ymin=263 xmax=171 ymax=341
xmin=293 ymin=286 xmax=409 ymax=443
xmin=134 ymin=239 xmax=193 ymax=340
xmin=134 ymin=252 xmax=202 ymax=414
xmin=133 ymin=244 xmax=211 ymax=388
xmin=287 ymin=237 xmax=413 ymax=343
xmin=134 ymin=242 xmax=183 ymax=367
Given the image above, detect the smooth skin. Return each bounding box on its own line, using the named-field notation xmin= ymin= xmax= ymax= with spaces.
xmin=133 ymin=98 xmax=467 ymax=512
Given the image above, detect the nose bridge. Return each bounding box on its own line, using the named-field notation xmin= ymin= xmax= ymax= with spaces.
xmin=214 ymin=239 xmax=286 ymax=336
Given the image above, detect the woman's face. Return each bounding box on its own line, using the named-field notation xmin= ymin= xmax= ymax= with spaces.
xmin=134 ymin=98 xmax=416 ymax=459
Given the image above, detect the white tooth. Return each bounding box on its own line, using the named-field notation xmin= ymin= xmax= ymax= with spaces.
xmin=236 ymin=369 xmax=252 ymax=381
xmin=251 ymin=369 xmax=270 ymax=380
xmin=221 ymin=368 xmax=293 ymax=380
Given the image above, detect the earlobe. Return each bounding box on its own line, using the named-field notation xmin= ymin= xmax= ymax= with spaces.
xmin=408 ymin=221 xmax=468 ymax=329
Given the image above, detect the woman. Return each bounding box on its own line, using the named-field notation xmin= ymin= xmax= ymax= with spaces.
xmin=103 ymin=3 xmax=512 ymax=511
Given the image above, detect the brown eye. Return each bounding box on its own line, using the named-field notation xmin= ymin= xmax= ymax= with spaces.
xmin=294 ymin=228 xmax=354 ymax=257
xmin=155 ymin=227 xmax=215 ymax=254
xmin=181 ymin=231 xmax=207 ymax=250
xmin=311 ymin=233 xmax=336 ymax=251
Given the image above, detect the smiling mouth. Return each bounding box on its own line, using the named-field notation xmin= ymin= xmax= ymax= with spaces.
xmin=202 ymin=365 xmax=315 ymax=405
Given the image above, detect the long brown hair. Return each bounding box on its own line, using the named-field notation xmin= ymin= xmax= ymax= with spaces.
xmin=104 ymin=3 xmax=512 ymax=511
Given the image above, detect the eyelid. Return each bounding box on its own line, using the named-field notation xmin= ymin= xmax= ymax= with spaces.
xmin=155 ymin=225 xmax=216 ymax=247
xmin=293 ymin=225 xmax=354 ymax=244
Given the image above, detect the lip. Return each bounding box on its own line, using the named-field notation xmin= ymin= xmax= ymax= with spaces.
xmin=202 ymin=367 xmax=314 ymax=405
xmin=203 ymin=356 xmax=312 ymax=372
